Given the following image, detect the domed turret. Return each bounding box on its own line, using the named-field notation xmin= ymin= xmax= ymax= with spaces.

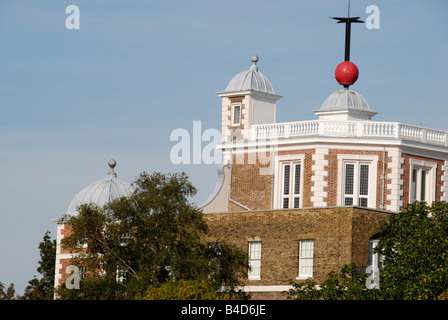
xmin=314 ymin=88 xmax=377 ymax=121
xmin=224 ymin=55 xmax=275 ymax=94
xmin=320 ymin=88 xmax=370 ymax=112
xmin=65 ymin=160 xmax=132 ymax=216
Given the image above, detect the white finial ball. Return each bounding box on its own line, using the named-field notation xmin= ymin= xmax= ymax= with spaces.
xmin=251 ymin=55 xmax=259 ymax=63
xmin=108 ymin=159 xmax=117 ymax=168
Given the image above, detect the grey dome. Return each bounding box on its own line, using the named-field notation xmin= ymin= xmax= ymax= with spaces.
xmin=318 ymin=88 xmax=371 ymax=112
xmin=224 ymin=56 xmax=275 ymax=94
xmin=66 ymin=160 xmax=132 ymax=216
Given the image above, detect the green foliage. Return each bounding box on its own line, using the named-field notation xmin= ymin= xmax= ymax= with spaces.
xmin=137 ymin=280 xmax=231 ymax=300
xmin=375 ymin=201 xmax=448 ymax=300
xmin=286 ymin=202 xmax=448 ymax=300
xmin=22 ymin=230 xmax=56 ymax=300
xmin=56 ymin=171 xmax=248 ymax=300
xmin=285 ymin=264 xmax=371 ymax=300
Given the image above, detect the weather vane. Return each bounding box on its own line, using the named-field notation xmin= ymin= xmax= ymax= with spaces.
xmin=331 ymin=0 xmax=364 ymax=62
xmin=331 ymin=0 xmax=364 ymax=88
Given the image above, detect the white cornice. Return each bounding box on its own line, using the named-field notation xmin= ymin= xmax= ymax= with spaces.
xmin=216 ymin=89 xmax=282 ymax=101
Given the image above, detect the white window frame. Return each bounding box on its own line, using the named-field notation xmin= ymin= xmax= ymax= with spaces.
xmin=116 ymin=267 xmax=128 ymax=285
xmin=120 ymin=231 xmax=130 ymax=246
xmin=231 ymin=103 xmax=241 ymax=126
xmin=409 ymin=159 xmax=436 ymax=203
xmin=337 ymin=154 xmax=378 ymax=208
xmin=248 ymin=241 xmax=262 ymax=280
xmin=274 ymin=155 xmax=305 ymax=209
xmin=297 ymin=240 xmax=314 ymax=279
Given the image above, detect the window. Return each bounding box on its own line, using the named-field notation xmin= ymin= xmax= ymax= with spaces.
xmin=232 ymin=104 xmax=241 ymax=126
xmin=79 ymin=266 xmax=87 ymax=280
xmin=298 ymin=240 xmax=314 ymax=279
xmin=116 ymin=267 xmax=128 ymax=285
xmin=120 ymin=231 xmax=130 ymax=246
xmin=343 ymin=162 xmax=370 ymax=207
xmin=248 ymin=241 xmax=261 ymax=280
xmin=209 ymin=242 xmax=222 ymax=256
xmin=337 ymin=154 xmax=378 ymax=208
xmin=78 ymin=234 xmax=88 ymax=249
xmin=409 ymin=159 xmax=436 ymax=203
xmin=281 ymin=161 xmax=302 ymax=209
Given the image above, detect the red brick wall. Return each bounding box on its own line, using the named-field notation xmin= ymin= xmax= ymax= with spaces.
xmin=229 ymin=149 xmax=315 ymax=211
xmin=230 ymin=153 xmax=273 ymax=210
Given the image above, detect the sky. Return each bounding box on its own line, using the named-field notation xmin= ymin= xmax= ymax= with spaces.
xmin=0 ymin=0 xmax=447 ymax=295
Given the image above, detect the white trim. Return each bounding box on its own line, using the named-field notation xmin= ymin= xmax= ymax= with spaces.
xmin=311 ymin=148 xmax=329 ymax=207
xmin=217 ymin=90 xmax=283 ymax=101
xmin=337 ymin=154 xmax=378 ymax=208
xmin=409 ymin=159 xmax=437 ymax=203
xmin=386 ymin=149 xmax=404 ymax=212
xmin=298 ymin=239 xmax=314 ymax=279
xmin=248 ymin=241 xmax=262 ymax=280
xmin=231 ymin=103 xmax=242 ymax=126
xmin=242 ymin=285 xmax=293 ymax=292
xmin=219 ymin=136 xmax=448 ymax=155
xmin=442 ymin=161 xmax=448 ymax=202
xmin=273 ymin=155 xmax=305 ymax=209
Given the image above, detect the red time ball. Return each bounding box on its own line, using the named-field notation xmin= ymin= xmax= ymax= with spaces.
xmin=335 ymin=61 xmax=359 ymax=87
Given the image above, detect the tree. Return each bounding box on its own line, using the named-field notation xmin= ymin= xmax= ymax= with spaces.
xmin=285 ymin=264 xmax=370 ymax=300
xmin=0 ymin=282 xmax=17 ymax=300
xmin=375 ymin=201 xmax=448 ymax=300
xmin=22 ymin=230 xmax=57 ymax=300
xmin=56 ymin=171 xmax=248 ymax=299
xmin=286 ymin=202 xmax=448 ymax=300
xmin=137 ymin=279 xmax=232 ymax=300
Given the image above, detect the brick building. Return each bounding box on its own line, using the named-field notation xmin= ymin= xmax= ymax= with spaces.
xmin=54 ymin=43 xmax=448 ymax=299
xmin=54 ymin=53 xmax=448 ymax=299
xmin=53 ymin=160 xmax=133 ymax=293
xmin=54 ymin=54 xmax=448 ymax=299
xmin=200 ymin=54 xmax=448 ymax=298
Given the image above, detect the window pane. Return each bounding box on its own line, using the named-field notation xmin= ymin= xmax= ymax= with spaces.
xmin=411 ymin=168 xmax=417 ymax=202
xmin=345 ymin=197 xmax=353 ymax=206
xmin=283 ymin=165 xmax=290 ymax=195
xmin=359 ymin=197 xmax=368 ymax=207
xmin=233 ymin=105 xmax=240 ymax=124
xmin=283 ymin=198 xmax=289 ymax=209
xmin=249 ymin=242 xmax=262 ymax=277
xmin=359 ymin=164 xmax=369 ymax=196
xmin=294 ymin=164 xmax=301 ymax=195
xmin=299 ymin=240 xmax=314 ymax=277
xmin=420 ymin=170 xmax=427 ymax=201
xmin=293 ymin=197 xmax=300 ymax=208
xmin=345 ymin=164 xmax=354 ymax=195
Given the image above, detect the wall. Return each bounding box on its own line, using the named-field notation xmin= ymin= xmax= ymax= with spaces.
xmin=204 ymin=207 xmax=393 ymax=299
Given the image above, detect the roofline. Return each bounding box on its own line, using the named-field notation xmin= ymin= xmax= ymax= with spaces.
xmin=216 ymin=89 xmax=282 ymax=100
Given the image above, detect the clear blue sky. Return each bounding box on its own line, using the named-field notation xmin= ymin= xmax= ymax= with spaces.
xmin=0 ymin=0 xmax=447 ymax=295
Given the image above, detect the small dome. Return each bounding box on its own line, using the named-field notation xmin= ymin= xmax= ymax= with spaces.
xmin=224 ymin=55 xmax=275 ymax=94
xmin=66 ymin=160 xmax=132 ymax=216
xmin=318 ymin=88 xmax=371 ymax=112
